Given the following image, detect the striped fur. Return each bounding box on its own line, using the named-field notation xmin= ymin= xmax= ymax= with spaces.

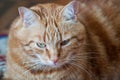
xmin=4 ymin=0 xmax=120 ymax=80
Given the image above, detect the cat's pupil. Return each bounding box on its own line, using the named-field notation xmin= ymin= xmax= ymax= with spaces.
xmin=61 ymin=39 xmax=70 ymax=46
xmin=37 ymin=43 xmax=46 ymax=48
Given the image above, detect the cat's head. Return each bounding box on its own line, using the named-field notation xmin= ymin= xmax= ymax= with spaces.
xmin=15 ymin=0 xmax=86 ymax=69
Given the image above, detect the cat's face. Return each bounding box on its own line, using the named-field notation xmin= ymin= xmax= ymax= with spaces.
xmin=17 ymin=1 xmax=86 ymax=69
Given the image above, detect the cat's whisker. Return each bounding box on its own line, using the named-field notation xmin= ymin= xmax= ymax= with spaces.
xmin=71 ymin=56 xmax=97 ymax=60
xmin=63 ymin=64 xmax=73 ymax=80
xmin=23 ymin=60 xmax=41 ymax=64
xmin=24 ymin=61 xmax=42 ymax=68
xmin=71 ymin=54 xmax=99 ymax=58
xmin=58 ymin=59 xmax=68 ymax=64
xmin=68 ymin=64 xmax=84 ymax=80
xmin=15 ymin=62 xmax=41 ymax=80
xmin=69 ymin=57 xmax=94 ymax=64
xmin=69 ymin=62 xmax=96 ymax=80
xmin=20 ymin=62 xmax=42 ymax=79
xmin=68 ymin=65 xmax=78 ymax=80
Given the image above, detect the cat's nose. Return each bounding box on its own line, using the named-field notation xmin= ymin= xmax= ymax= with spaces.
xmin=51 ymin=58 xmax=59 ymax=64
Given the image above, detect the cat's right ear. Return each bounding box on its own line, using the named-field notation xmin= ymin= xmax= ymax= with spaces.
xmin=18 ymin=7 xmax=38 ymax=27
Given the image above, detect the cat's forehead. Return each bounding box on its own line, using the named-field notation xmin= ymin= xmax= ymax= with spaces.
xmin=45 ymin=25 xmax=61 ymax=44
xmin=31 ymin=4 xmax=63 ymax=41
xmin=31 ymin=3 xmax=62 ymax=19
xmin=30 ymin=3 xmax=84 ymax=42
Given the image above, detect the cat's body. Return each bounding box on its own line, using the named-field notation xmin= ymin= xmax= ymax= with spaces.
xmin=4 ymin=0 xmax=120 ymax=80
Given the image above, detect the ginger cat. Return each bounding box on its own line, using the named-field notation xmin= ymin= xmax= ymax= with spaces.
xmin=4 ymin=0 xmax=120 ymax=80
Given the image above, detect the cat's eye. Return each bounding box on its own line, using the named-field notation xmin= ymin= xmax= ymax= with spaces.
xmin=36 ymin=43 xmax=46 ymax=48
xmin=61 ymin=39 xmax=70 ymax=46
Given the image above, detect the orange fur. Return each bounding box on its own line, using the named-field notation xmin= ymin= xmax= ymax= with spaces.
xmin=4 ymin=0 xmax=120 ymax=80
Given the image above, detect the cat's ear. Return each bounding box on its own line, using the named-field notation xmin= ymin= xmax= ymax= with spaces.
xmin=18 ymin=7 xmax=38 ymax=27
xmin=62 ymin=0 xmax=80 ymax=21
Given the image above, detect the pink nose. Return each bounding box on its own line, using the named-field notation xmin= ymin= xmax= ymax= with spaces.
xmin=51 ymin=58 xmax=58 ymax=64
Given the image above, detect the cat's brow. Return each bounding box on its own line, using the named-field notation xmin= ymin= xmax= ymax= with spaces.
xmin=23 ymin=41 xmax=34 ymax=46
xmin=65 ymin=36 xmax=79 ymax=40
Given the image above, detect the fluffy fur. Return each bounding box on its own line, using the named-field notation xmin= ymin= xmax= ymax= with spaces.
xmin=4 ymin=0 xmax=120 ymax=80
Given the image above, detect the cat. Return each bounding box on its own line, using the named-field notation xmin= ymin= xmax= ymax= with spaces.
xmin=4 ymin=0 xmax=120 ymax=80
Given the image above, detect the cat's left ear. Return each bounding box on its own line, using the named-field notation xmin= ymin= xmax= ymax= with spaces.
xmin=18 ymin=7 xmax=39 ymax=27
xmin=62 ymin=0 xmax=80 ymax=21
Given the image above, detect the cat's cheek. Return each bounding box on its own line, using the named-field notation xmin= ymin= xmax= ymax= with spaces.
xmin=33 ymin=54 xmax=46 ymax=64
xmin=34 ymin=54 xmax=58 ymax=67
xmin=40 ymin=60 xmax=55 ymax=66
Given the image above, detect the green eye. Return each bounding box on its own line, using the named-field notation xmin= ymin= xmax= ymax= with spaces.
xmin=36 ymin=43 xmax=46 ymax=48
xmin=61 ymin=39 xmax=70 ymax=46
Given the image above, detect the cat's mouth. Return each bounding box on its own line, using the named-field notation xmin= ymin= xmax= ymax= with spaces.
xmin=42 ymin=60 xmax=68 ymax=69
xmin=29 ymin=53 xmax=69 ymax=68
xmin=25 ymin=60 xmax=69 ymax=74
xmin=28 ymin=62 xmax=70 ymax=75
